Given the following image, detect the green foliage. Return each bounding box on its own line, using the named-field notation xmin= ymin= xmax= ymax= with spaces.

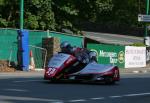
xmin=95 ymin=0 xmax=113 ymax=12
xmin=24 ymin=0 xmax=55 ymax=30
xmin=0 ymin=17 xmax=8 ymax=27
xmin=0 ymin=0 xmax=19 ymax=28
xmin=129 ymin=42 xmax=146 ymax=47
xmin=25 ymin=14 xmax=39 ymax=29
xmin=0 ymin=0 xmax=147 ymax=35
xmin=0 ymin=0 xmax=4 ymax=5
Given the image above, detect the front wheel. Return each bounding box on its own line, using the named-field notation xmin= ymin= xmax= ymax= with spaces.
xmin=49 ymin=78 xmax=59 ymax=83
xmin=104 ymin=76 xmax=115 ymax=85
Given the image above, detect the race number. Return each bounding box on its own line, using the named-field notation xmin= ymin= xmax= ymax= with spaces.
xmin=46 ymin=68 xmax=56 ymax=75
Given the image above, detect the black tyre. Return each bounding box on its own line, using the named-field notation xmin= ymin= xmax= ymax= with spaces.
xmin=104 ymin=76 xmax=115 ymax=85
xmin=49 ymin=78 xmax=59 ymax=83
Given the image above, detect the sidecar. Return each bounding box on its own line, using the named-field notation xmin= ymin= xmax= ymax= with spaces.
xmin=44 ymin=53 xmax=120 ymax=84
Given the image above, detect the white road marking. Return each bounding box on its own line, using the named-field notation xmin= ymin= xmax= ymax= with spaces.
xmin=68 ymin=99 xmax=87 ymax=102
xmin=1 ymin=92 xmax=150 ymax=103
xmin=0 ymin=100 xmax=12 ymax=103
xmin=13 ymin=80 xmax=43 ymax=83
xmin=109 ymin=95 xmax=123 ymax=98
xmin=123 ymin=92 xmax=150 ymax=97
xmin=90 ymin=97 xmax=105 ymax=100
xmin=4 ymin=89 xmax=28 ymax=92
xmin=0 ymin=95 xmax=63 ymax=102
xmin=67 ymin=92 xmax=150 ymax=102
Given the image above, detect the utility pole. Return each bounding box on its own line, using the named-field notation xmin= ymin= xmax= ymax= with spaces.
xmin=20 ymin=0 xmax=24 ymax=29
xmin=18 ymin=0 xmax=29 ymax=71
xmin=145 ymin=0 xmax=150 ymax=45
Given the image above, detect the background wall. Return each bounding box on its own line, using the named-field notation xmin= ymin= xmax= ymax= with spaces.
xmin=0 ymin=28 xmax=83 ymax=69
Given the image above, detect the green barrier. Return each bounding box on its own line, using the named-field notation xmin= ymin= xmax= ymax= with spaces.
xmin=87 ymin=43 xmax=125 ymax=68
xmin=0 ymin=28 xmax=83 ymax=68
xmin=0 ymin=29 xmax=18 ymax=61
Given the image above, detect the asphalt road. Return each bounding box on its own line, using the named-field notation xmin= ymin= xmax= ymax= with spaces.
xmin=85 ymin=31 xmax=144 ymax=45
xmin=0 ymin=72 xmax=150 ymax=103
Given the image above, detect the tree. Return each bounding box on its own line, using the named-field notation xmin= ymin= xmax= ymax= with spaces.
xmin=52 ymin=0 xmax=113 ymax=34
xmin=0 ymin=0 xmax=147 ymax=36
xmin=0 ymin=0 xmax=19 ymax=28
xmin=24 ymin=0 xmax=55 ymax=30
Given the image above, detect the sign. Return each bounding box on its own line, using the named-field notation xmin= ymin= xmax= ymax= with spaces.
xmin=87 ymin=44 xmax=125 ymax=68
xmin=146 ymin=47 xmax=150 ymax=62
xmin=125 ymin=46 xmax=146 ymax=68
xmin=138 ymin=14 xmax=150 ymax=22
xmin=144 ymin=36 xmax=150 ymax=46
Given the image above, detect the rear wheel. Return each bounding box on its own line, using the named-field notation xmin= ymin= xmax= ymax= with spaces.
xmin=44 ymin=76 xmax=48 ymax=80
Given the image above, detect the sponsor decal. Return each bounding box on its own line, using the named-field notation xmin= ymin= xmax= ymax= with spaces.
xmin=118 ymin=51 xmax=125 ymax=63
xmin=99 ymin=50 xmax=117 ymax=57
xmin=146 ymin=47 xmax=150 ymax=61
xmin=91 ymin=49 xmax=124 ymax=64
xmin=125 ymin=46 xmax=146 ymax=68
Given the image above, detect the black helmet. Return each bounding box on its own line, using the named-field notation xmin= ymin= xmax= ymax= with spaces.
xmin=60 ymin=41 xmax=71 ymax=48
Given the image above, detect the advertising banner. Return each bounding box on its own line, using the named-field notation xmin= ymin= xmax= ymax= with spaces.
xmin=146 ymin=47 xmax=150 ymax=62
xmin=125 ymin=46 xmax=146 ymax=68
xmin=87 ymin=44 xmax=125 ymax=68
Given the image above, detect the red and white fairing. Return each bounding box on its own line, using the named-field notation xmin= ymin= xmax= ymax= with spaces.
xmin=74 ymin=63 xmax=120 ymax=81
xmin=44 ymin=53 xmax=76 ymax=78
xmin=44 ymin=52 xmax=120 ymax=83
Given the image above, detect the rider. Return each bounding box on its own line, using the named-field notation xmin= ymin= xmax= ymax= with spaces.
xmin=60 ymin=41 xmax=73 ymax=54
xmin=89 ymin=51 xmax=97 ymax=63
xmin=60 ymin=41 xmax=97 ymax=63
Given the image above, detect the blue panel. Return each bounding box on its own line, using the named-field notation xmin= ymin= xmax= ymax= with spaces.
xmin=18 ymin=29 xmax=29 ymax=71
xmin=22 ymin=30 xmax=29 ymax=71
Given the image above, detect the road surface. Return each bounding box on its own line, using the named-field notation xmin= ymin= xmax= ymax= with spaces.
xmin=85 ymin=31 xmax=144 ymax=45
xmin=0 ymin=72 xmax=150 ymax=103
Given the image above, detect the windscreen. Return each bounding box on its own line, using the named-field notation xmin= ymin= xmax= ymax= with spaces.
xmin=48 ymin=53 xmax=70 ymax=68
